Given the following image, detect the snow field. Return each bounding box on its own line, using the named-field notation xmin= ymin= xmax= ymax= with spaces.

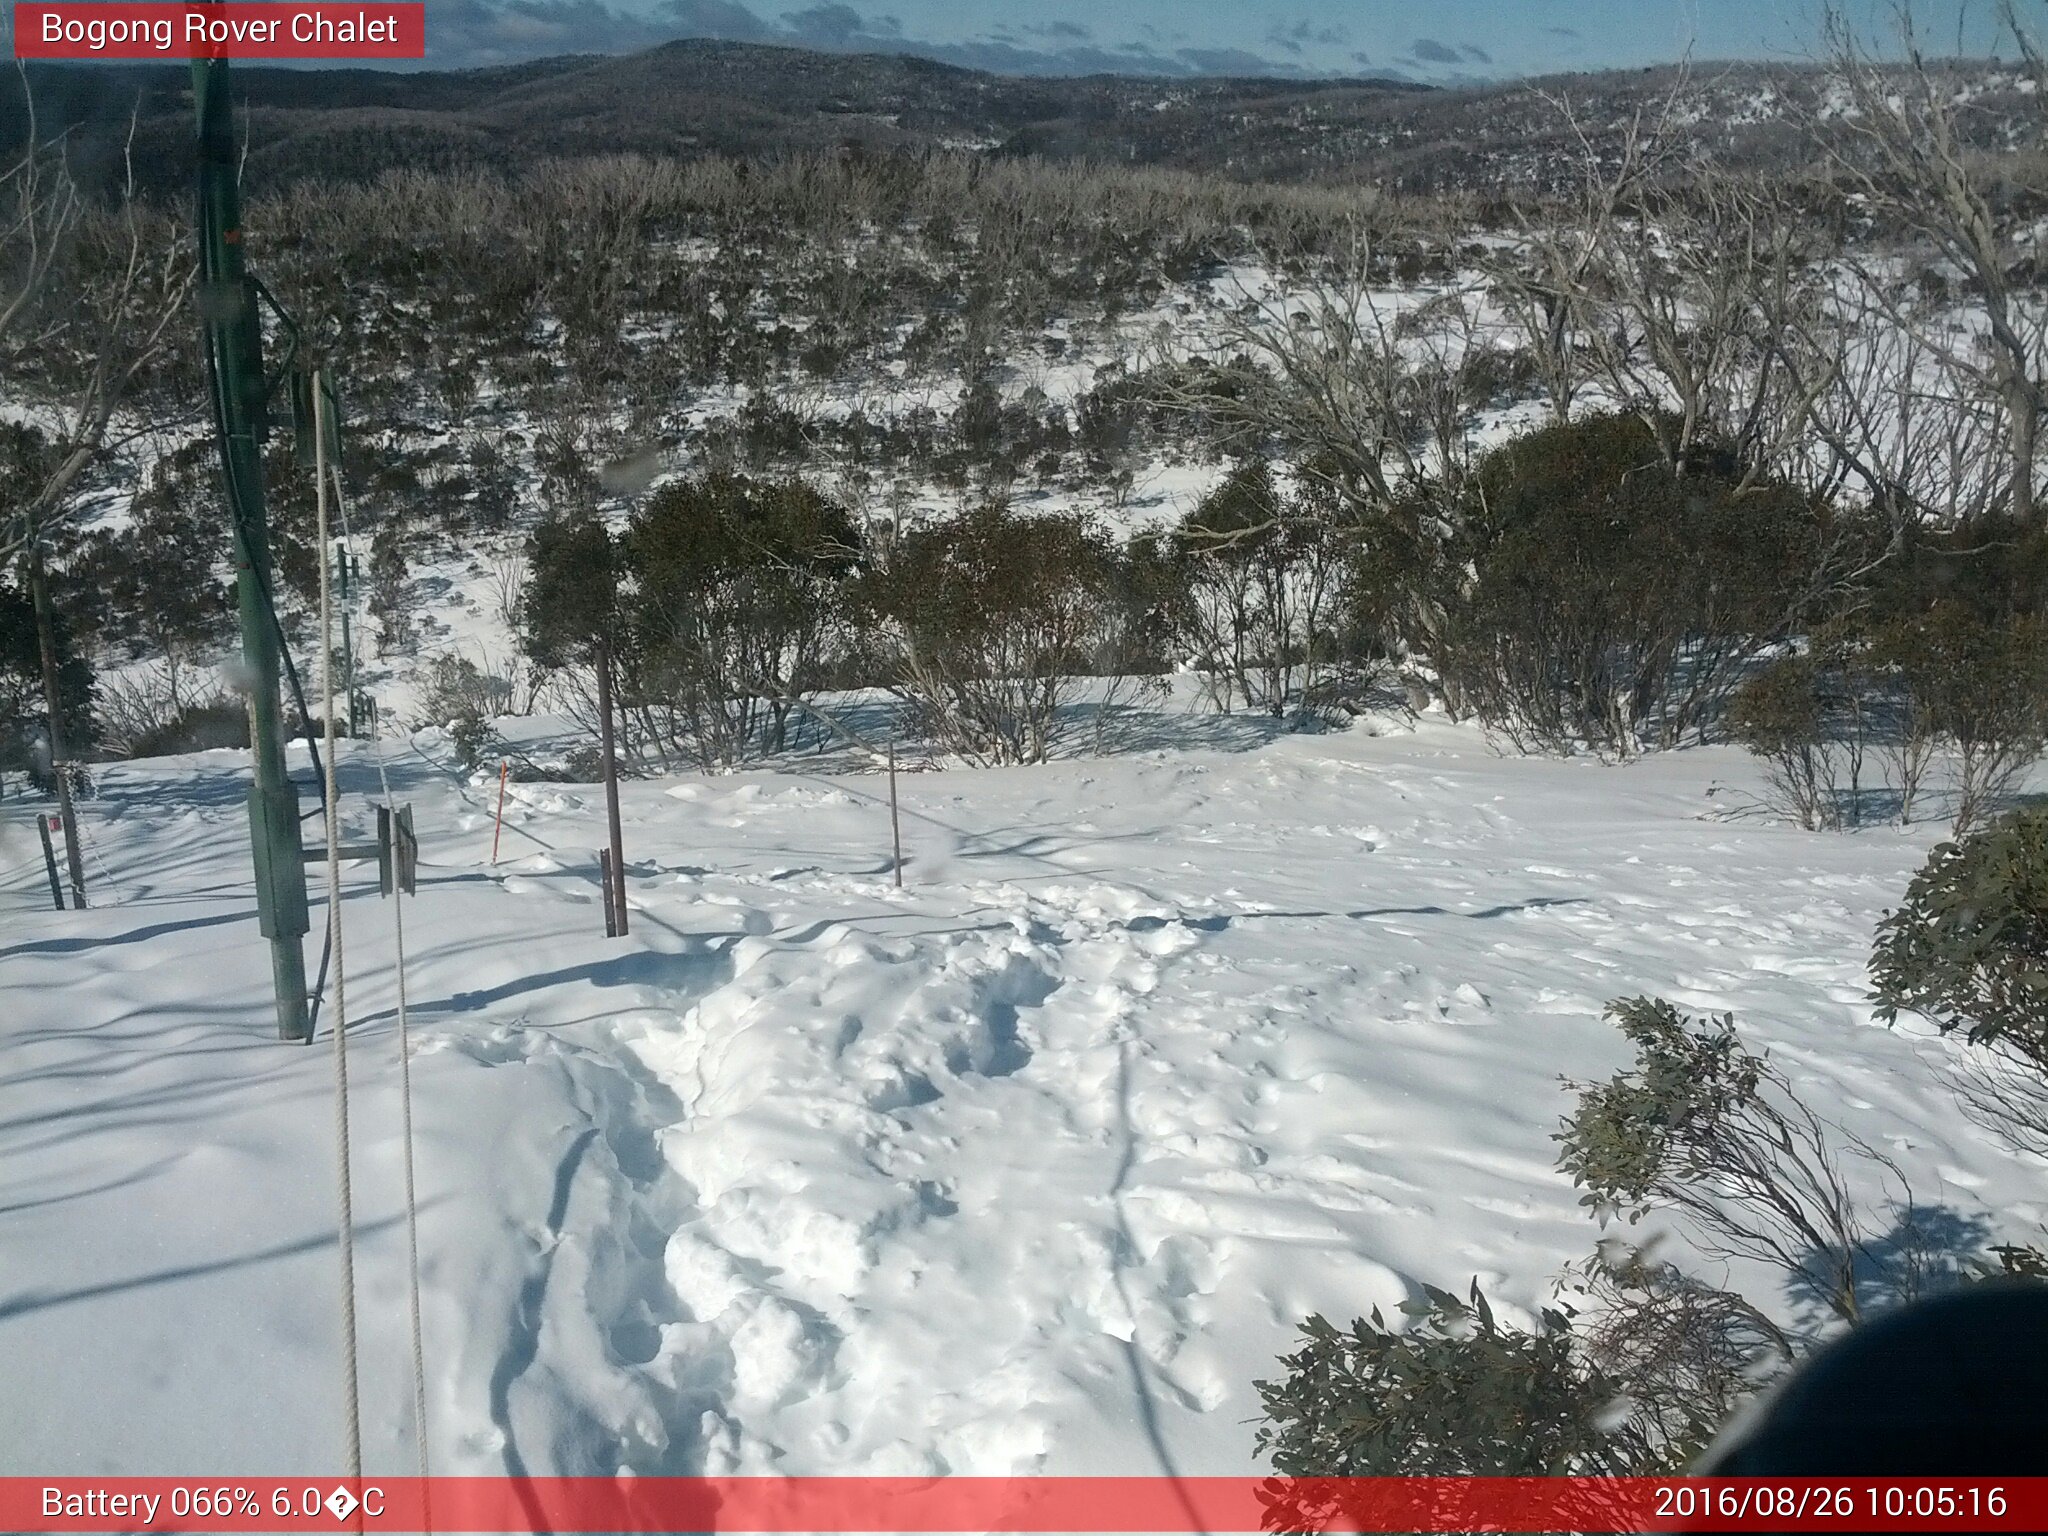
xmin=2 ymin=714 xmax=2041 ymax=1483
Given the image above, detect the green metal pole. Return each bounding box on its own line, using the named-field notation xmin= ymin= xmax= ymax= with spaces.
xmin=195 ymin=57 xmax=311 ymax=1042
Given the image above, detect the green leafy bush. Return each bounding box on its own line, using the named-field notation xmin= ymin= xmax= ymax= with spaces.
xmin=1725 ymin=647 xmax=1867 ymax=831
xmin=1425 ymin=414 xmax=1823 ymax=757
xmin=1254 ymin=1281 xmax=1659 ymax=1477
xmin=626 ymin=472 xmax=858 ymax=769
xmin=1871 ymin=808 xmax=2048 ymax=1074
xmin=1855 ymin=521 xmax=2048 ymax=828
xmin=1172 ymin=458 xmax=1352 ymax=718
xmin=518 ymin=515 xmax=627 ymax=672
xmin=1884 ymin=607 xmax=2046 ymax=832
xmin=1727 ymin=607 xmax=2044 ymax=833
xmin=1257 ymin=983 xmax=2044 ymax=1503
xmin=1557 ymin=997 xmax=1887 ymax=1325
xmin=858 ymin=502 xmax=1116 ymax=765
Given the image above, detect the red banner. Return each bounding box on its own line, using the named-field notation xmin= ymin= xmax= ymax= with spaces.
xmin=11 ymin=4 xmax=425 ymax=59
xmin=3 ymin=1477 xmax=2045 ymax=1532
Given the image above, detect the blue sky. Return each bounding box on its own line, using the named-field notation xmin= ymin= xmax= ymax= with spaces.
xmin=426 ymin=0 xmax=2003 ymax=77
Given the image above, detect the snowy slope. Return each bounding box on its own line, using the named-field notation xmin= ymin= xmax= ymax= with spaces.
xmin=2 ymin=714 xmax=2042 ymax=1480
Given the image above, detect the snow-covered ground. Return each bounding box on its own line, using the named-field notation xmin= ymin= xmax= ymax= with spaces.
xmin=2 ymin=709 xmax=2041 ymax=1479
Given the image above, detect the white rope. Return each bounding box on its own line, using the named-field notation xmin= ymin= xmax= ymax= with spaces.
xmin=330 ymin=426 xmax=434 ymax=1500
xmin=315 ymin=370 xmax=366 ymax=1490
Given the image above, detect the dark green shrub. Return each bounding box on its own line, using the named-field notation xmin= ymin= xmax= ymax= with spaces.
xmin=1871 ymin=808 xmax=2048 ymax=1075
xmin=859 ymin=502 xmax=1115 ymax=765
xmin=121 ymin=701 xmax=251 ymax=760
xmin=1728 ymin=655 xmax=1840 ymax=829
xmin=1254 ymin=1281 xmax=1660 ymax=1478
xmin=449 ymin=710 xmax=498 ymax=774
xmin=1427 ymin=414 xmax=1824 ymax=756
xmin=367 ymin=526 xmax=417 ymax=656
xmin=518 ymin=515 xmax=634 ymax=761
xmin=625 ymin=473 xmax=858 ymax=770
xmin=0 ymin=579 xmax=97 ymax=776
xmin=1882 ymin=607 xmax=2046 ymax=832
xmin=1098 ymin=532 xmax=1186 ymax=678
xmin=1260 ymin=967 xmax=2048 ymax=1506
xmin=518 ymin=515 xmax=627 ymax=672
xmin=1171 ymin=459 xmax=1351 ymax=718
xmin=738 ymin=398 xmax=812 ymax=466
xmin=70 ymin=452 xmax=235 ymax=712
xmin=465 ymin=437 xmax=519 ymax=531
xmin=1728 ymin=606 xmax=2044 ymax=833
xmin=1725 ymin=633 xmax=1875 ymax=830
xmin=1073 ymin=369 xmax=1149 ymax=475
xmin=1860 ymin=618 xmax=1942 ymax=825
xmin=1870 ymin=516 xmax=2048 ymax=630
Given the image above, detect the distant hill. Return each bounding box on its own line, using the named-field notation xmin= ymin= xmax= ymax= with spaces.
xmin=5 ymin=40 xmax=2034 ymax=199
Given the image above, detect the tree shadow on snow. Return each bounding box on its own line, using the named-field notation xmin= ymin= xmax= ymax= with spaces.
xmin=0 ymin=1215 xmax=409 ymax=1324
xmin=0 ymin=905 xmax=248 ymax=961
xmin=1123 ymin=896 xmax=1588 ymax=933
xmin=349 ymin=938 xmax=746 ymax=1031
xmin=1784 ymin=1204 xmax=2001 ymax=1337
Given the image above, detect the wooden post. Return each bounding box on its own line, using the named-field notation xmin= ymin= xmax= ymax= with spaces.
xmin=36 ymin=813 xmax=65 ymax=912
xmin=888 ymin=741 xmax=903 ymax=888
xmin=598 ymin=849 xmax=618 ymax=938
xmin=335 ymin=540 xmax=356 ymax=736
xmin=394 ymin=805 xmax=418 ymax=896
xmin=58 ymin=801 xmax=85 ymax=910
xmin=491 ymin=759 xmax=509 ymax=865
xmin=28 ymin=543 xmax=85 ymax=909
xmin=596 ymin=641 xmax=628 ymax=936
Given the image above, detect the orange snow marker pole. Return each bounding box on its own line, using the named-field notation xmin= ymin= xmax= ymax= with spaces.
xmin=491 ymin=759 xmax=509 ymax=864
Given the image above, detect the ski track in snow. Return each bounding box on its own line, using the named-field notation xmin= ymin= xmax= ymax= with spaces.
xmin=1 ymin=716 xmax=2041 ymax=1478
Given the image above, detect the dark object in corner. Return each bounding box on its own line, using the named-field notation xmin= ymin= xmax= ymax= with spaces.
xmin=1696 ymin=1281 xmax=2048 ymax=1475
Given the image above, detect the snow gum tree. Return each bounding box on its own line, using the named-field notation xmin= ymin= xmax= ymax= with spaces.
xmin=1172 ymin=457 xmax=1352 ymax=717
